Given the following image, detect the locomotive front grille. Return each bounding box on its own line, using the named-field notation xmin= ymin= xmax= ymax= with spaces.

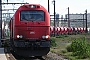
xmin=14 ymin=40 xmax=50 ymax=48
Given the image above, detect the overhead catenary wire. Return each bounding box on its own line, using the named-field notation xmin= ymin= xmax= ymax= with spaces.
xmin=39 ymin=0 xmax=43 ymax=3
xmin=60 ymin=8 xmax=67 ymax=15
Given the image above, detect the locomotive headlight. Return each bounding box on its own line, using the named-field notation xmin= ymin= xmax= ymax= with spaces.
xmin=42 ymin=35 xmax=49 ymax=39
xmin=16 ymin=35 xmax=23 ymax=38
xmin=19 ymin=35 xmax=23 ymax=38
xmin=17 ymin=35 xmax=20 ymax=38
xmin=46 ymin=36 xmax=49 ymax=39
xmin=42 ymin=36 xmax=45 ymax=39
xmin=30 ymin=5 xmax=36 ymax=8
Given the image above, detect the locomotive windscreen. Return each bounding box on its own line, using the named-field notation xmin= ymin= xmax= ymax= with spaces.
xmin=20 ymin=10 xmax=44 ymax=21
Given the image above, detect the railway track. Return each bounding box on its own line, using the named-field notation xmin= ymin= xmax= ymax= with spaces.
xmin=2 ymin=38 xmax=45 ymax=60
xmin=4 ymin=47 xmax=68 ymax=60
xmin=3 ymin=38 xmax=68 ymax=60
xmin=4 ymin=47 xmax=45 ymax=60
xmin=4 ymin=47 xmax=16 ymax=60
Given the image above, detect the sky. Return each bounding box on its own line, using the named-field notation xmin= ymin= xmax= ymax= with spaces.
xmin=2 ymin=0 xmax=90 ymax=17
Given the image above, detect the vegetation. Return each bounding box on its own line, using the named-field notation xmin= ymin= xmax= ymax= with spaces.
xmin=56 ymin=35 xmax=68 ymax=38
xmin=50 ymin=34 xmax=90 ymax=60
xmin=50 ymin=37 xmax=57 ymax=47
xmin=66 ymin=37 xmax=90 ymax=59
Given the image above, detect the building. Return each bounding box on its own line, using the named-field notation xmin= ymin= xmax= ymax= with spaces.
xmin=64 ymin=13 xmax=90 ymax=27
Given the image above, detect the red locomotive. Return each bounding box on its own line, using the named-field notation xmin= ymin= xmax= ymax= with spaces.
xmin=9 ymin=4 xmax=50 ymax=57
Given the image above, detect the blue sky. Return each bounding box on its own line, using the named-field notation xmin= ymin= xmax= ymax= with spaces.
xmin=2 ymin=0 xmax=90 ymax=16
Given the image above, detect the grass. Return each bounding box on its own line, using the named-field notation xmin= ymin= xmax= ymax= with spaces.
xmin=50 ymin=33 xmax=90 ymax=60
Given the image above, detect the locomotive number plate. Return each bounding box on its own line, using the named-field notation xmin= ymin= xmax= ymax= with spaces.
xmin=30 ymin=32 xmax=35 ymax=34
